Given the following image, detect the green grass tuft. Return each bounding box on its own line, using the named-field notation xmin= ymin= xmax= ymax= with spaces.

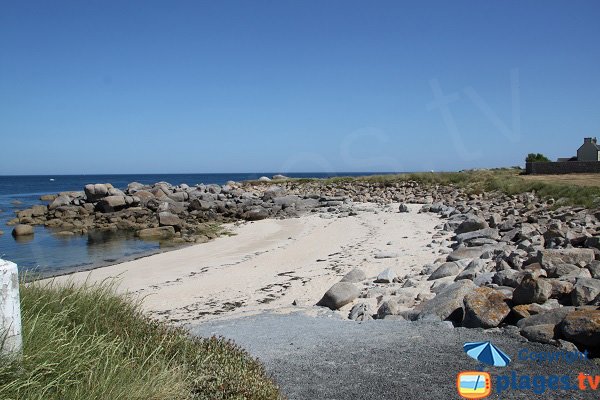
xmin=0 ymin=281 xmax=281 ymax=400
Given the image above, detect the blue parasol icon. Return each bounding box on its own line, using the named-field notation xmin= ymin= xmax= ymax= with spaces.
xmin=463 ymin=341 xmax=511 ymax=367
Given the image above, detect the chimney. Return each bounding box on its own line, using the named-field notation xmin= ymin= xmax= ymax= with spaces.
xmin=584 ymin=137 xmax=596 ymax=144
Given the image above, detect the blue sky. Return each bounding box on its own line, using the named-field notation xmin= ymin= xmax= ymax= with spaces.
xmin=1 ymin=1 xmax=599 ymax=174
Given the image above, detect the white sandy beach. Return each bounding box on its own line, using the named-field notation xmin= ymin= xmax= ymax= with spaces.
xmin=50 ymin=203 xmax=447 ymax=323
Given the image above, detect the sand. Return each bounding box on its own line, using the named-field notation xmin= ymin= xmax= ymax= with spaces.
xmin=49 ymin=203 xmax=447 ymax=324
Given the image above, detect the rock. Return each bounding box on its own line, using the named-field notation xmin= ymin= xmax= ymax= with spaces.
xmin=571 ymin=278 xmax=600 ymax=306
xmin=48 ymin=195 xmax=71 ymax=210
xmin=31 ymin=205 xmax=47 ymax=217
xmin=538 ymin=249 xmax=595 ymax=268
xmin=584 ymin=236 xmax=600 ymax=251
xmin=560 ymin=309 xmax=600 ymax=348
xmin=0 ymin=230 xmax=3 ymax=235
xmin=586 ymin=261 xmax=600 ymax=279
xmin=168 ymin=192 xmax=189 ymax=202
xmin=398 ymin=203 xmax=409 ymax=213
xmin=374 ymin=251 xmax=398 ymax=259
xmin=55 ymin=231 xmax=75 ymax=237
xmin=455 ymin=259 xmax=488 ymax=281
xmin=546 ymin=263 xmax=581 ymax=278
xmin=137 ymin=226 xmax=175 ymax=240
xmin=40 ymin=194 xmax=57 ymax=201
xmin=340 ymin=268 xmax=367 ymax=283
xmin=417 ymin=280 xmax=477 ymax=322
xmin=317 ymin=282 xmax=360 ymax=310
xmin=11 ymin=224 xmax=34 ymax=237
xmin=455 ymin=228 xmax=499 ymax=244
xmin=455 ymin=215 xmax=489 ymax=234
xmin=517 ymin=307 xmax=574 ymax=329
xmin=96 ymin=195 xmax=127 ymax=212
xmin=258 ymin=176 xmax=271 ymax=182
xmin=493 ymin=269 xmax=525 ymax=288
xmin=374 ymin=268 xmax=396 ymax=283
xmin=512 ymin=303 xmax=558 ymax=319
xmin=348 ymin=303 xmax=373 ymax=321
xmin=521 ymin=324 xmax=557 ymax=345
xmin=548 ymin=280 xmax=574 ymax=299
xmin=377 ymin=300 xmax=400 ymax=319
xmin=158 ymin=212 xmax=182 ymax=229
xmin=84 ymin=183 xmax=110 ymax=202
xmin=189 ymin=198 xmax=214 ymax=211
xmin=512 ymin=275 xmax=552 ymax=305
xmin=243 ymin=208 xmax=269 ymax=221
xmin=428 ymin=262 xmax=461 ymax=280
xmin=462 ymin=287 xmax=510 ymax=328
xmin=447 ymin=246 xmax=488 ymax=261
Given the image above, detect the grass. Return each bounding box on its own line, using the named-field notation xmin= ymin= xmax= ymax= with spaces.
xmin=249 ymin=168 xmax=600 ymax=208
xmin=0 ymin=281 xmax=281 ymax=400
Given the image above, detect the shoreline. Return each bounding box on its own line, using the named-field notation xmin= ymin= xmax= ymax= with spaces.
xmin=46 ymin=203 xmax=447 ymax=323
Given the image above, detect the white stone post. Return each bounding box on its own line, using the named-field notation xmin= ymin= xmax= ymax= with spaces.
xmin=0 ymin=259 xmax=22 ymax=356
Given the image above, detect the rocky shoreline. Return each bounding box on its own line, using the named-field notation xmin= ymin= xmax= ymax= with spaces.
xmin=9 ymin=175 xmax=600 ymax=357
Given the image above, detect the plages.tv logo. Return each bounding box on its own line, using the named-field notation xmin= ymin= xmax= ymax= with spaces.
xmin=457 ymin=341 xmax=511 ymax=399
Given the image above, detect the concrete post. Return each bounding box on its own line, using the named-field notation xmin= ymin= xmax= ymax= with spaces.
xmin=0 ymin=259 xmax=22 ymax=356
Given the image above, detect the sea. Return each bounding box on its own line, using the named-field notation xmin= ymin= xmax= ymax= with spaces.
xmin=0 ymin=173 xmax=390 ymax=277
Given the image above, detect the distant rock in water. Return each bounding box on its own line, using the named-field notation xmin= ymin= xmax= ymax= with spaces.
xmin=12 ymin=224 xmax=34 ymax=237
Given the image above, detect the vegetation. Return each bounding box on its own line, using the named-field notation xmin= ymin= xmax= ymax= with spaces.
xmin=0 ymin=281 xmax=281 ymax=400
xmin=252 ymin=168 xmax=600 ymax=208
xmin=525 ymin=153 xmax=550 ymax=162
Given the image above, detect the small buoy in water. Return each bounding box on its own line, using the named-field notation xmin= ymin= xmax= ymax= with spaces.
xmin=49 ymin=178 xmax=55 ymax=181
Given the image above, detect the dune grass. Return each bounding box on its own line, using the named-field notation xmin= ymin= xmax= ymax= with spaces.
xmin=0 ymin=281 xmax=281 ymax=400
xmin=255 ymin=169 xmax=600 ymax=208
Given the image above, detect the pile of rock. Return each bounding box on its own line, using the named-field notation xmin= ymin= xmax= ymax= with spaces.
xmin=311 ymin=182 xmax=600 ymax=356
xmin=7 ymin=177 xmax=357 ymax=242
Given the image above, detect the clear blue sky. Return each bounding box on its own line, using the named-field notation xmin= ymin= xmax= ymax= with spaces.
xmin=1 ymin=1 xmax=599 ymax=174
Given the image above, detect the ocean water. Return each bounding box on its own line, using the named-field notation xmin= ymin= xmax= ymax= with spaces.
xmin=0 ymin=172 xmax=391 ymax=277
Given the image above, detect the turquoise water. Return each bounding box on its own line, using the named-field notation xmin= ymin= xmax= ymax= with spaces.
xmin=0 ymin=173 xmax=393 ymax=276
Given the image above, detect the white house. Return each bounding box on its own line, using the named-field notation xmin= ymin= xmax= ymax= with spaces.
xmin=577 ymin=137 xmax=600 ymax=161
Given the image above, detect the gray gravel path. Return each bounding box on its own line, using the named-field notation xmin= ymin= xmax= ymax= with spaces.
xmin=190 ymin=311 xmax=600 ymax=399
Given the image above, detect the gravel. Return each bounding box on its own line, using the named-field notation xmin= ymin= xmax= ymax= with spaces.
xmin=190 ymin=311 xmax=600 ymax=399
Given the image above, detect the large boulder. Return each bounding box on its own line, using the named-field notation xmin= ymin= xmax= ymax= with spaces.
xmin=84 ymin=183 xmax=111 ymax=202
xmin=571 ymin=278 xmax=600 ymax=306
xmin=12 ymin=224 xmax=34 ymax=237
xmin=560 ymin=309 xmax=600 ymax=348
xmin=340 ymin=268 xmax=367 ymax=283
xmin=158 ymin=212 xmax=182 ymax=230
xmin=517 ymin=307 xmax=574 ymax=329
xmin=96 ymin=195 xmax=127 ymax=213
xmin=455 ymin=215 xmax=489 ymax=234
xmin=520 ymin=324 xmax=558 ymax=345
xmin=48 ymin=195 xmax=71 ymax=210
xmin=243 ymin=208 xmax=269 ymax=221
xmin=455 ymin=228 xmax=499 ymax=244
xmin=538 ymin=249 xmax=595 ymax=268
xmin=417 ymin=280 xmax=476 ymax=322
xmin=512 ymin=275 xmax=552 ymax=305
xmin=31 ymin=205 xmax=47 ymax=217
xmin=447 ymin=246 xmax=487 ymax=262
xmin=428 ymin=262 xmax=461 ymax=280
xmin=137 ymin=226 xmax=175 ymax=240
xmin=462 ymin=287 xmax=510 ymax=328
xmin=377 ymin=300 xmax=401 ymax=319
xmin=317 ymin=282 xmax=360 ymax=310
